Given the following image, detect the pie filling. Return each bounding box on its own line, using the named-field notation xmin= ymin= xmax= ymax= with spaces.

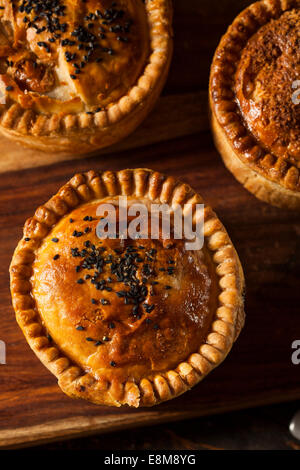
xmin=31 ymin=198 xmax=218 ymax=383
xmin=0 ymin=0 xmax=150 ymax=114
xmin=235 ymin=9 xmax=300 ymax=166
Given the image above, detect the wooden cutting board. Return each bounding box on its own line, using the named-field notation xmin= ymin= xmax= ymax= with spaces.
xmin=1 ymin=0 xmax=300 ymax=449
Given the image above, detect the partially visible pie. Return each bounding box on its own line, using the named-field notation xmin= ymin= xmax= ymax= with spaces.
xmin=0 ymin=1 xmax=173 ymax=153
xmin=210 ymin=0 xmax=300 ymax=209
xmin=10 ymin=169 xmax=245 ymax=407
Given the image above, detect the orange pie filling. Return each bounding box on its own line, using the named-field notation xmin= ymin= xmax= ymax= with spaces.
xmin=31 ymin=198 xmax=219 ymax=384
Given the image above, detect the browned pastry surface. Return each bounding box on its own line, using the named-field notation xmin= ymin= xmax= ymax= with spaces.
xmin=10 ymin=169 xmax=245 ymax=407
xmin=0 ymin=1 xmax=173 ymax=153
xmin=235 ymin=9 xmax=300 ymax=166
xmin=32 ymin=199 xmax=218 ymax=384
xmin=210 ymin=0 xmax=300 ymax=207
xmin=0 ymin=0 xmax=149 ymax=112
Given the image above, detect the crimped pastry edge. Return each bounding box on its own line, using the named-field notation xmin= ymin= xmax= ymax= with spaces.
xmin=0 ymin=0 xmax=173 ymax=154
xmin=210 ymin=101 xmax=300 ymax=209
xmin=209 ymin=0 xmax=300 ymax=198
xmin=10 ymin=168 xmax=245 ymax=408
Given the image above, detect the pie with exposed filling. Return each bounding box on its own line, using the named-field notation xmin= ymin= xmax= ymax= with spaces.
xmin=0 ymin=0 xmax=173 ymax=153
xmin=10 ymin=169 xmax=245 ymax=407
xmin=209 ymin=0 xmax=300 ymax=209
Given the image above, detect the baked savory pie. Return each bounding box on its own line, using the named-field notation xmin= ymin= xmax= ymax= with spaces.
xmin=10 ymin=169 xmax=245 ymax=407
xmin=0 ymin=1 xmax=173 ymax=153
xmin=210 ymin=0 xmax=300 ymax=209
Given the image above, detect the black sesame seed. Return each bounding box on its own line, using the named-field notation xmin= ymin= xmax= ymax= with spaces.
xmin=52 ymin=238 xmax=59 ymax=243
xmin=53 ymin=254 xmax=60 ymax=260
xmin=110 ymin=361 xmax=116 ymax=367
xmin=76 ymin=326 xmax=85 ymax=331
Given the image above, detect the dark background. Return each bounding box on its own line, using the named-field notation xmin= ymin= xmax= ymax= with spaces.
xmin=37 ymin=402 xmax=300 ymax=451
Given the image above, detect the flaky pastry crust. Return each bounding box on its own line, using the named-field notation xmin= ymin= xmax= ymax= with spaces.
xmin=10 ymin=169 xmax=245 ymax=407
xmin=209 ymin=0 xmax=300 ymax=209
xmin=0 ymin=1 xmax=173 ymax=154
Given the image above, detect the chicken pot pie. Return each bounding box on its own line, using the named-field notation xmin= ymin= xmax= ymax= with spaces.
xmin=0 ymin=0 xmax=173 ymax=154
xmin=210 ymin=0 xmax=300 ymax=209
xmin=10 ymin=169 xmax=245 ymax=407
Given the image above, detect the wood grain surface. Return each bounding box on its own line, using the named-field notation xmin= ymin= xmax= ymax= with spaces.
xmin=1 ymin=0 xmax=300 ymax=449
xmin=0 ymin=92 xmax=208 ymax=173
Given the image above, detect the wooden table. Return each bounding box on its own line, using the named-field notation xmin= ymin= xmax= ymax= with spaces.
xmin=1 ymin=0 xmax=300 ymax=448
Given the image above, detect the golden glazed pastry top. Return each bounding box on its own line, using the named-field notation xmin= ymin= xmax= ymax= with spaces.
xmin=0 ymin=0 xmax=149 ymax=114
xmin=210 ymin=0 xmax=300 ymax=193
xmin=10 ymin=169 xmax=245 ymax=407
xmin=235 ymin=9 xmax=300 ymax=166
xmin=32 ymin=198 xmax=218 ymax=384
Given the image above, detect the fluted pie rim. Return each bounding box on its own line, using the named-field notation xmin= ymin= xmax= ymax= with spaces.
xmin=209 ymin=0 xmax=300 ymax=194
xmin=10 ymin=169 xmax=245 ymax=407
xmin=0 ymin=0 xmax=173 ymax=151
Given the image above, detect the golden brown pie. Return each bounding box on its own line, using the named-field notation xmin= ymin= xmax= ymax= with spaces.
xmin=209 ymin=0 xmax=300 ymax=209
xmin=10 ymin=169 xmax=245 ymax=407
xmin=0 ymin=1 xmax=173 ymax=153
